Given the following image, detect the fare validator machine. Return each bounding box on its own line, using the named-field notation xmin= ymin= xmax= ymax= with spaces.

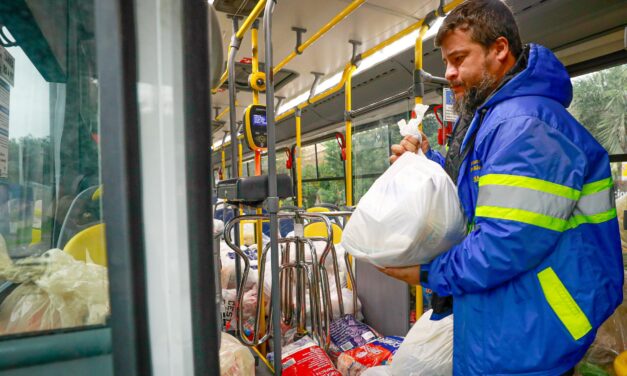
xmin=216 ymin=104 xmax=292 ymax=207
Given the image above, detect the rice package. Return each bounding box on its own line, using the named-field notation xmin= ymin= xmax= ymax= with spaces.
xmin=268 ymin=336 xmax=341 ymax=376
xmin=329 ymin=315 xmax=378 ymax=359
xmin=336 ymin=336 xmax=404 ymax=376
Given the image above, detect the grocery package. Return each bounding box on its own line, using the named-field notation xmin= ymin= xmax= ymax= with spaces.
xmin=0 ymin=249 xmax=109 ymax=334
xmin=221 ymin=289 xmax=237 ymax=330
xmin=576 ymin=272 xmax=627 ymax=375
xmin=268 ymin=336 xmax=341 ymax=376
xmin=329 ymin=314 xmax=379 ymax=359
xmin=220 ymin=243 xmax=259 ymax=290
xmin=342 ymin=148 xmax=465 ymax=268
xmin=390 ymin=309 xmax=453 ymax=376
xmin=336 ymin=336 xmax=404 ymax=376
xmin=219 ymin=332 xmax=255 ymax=376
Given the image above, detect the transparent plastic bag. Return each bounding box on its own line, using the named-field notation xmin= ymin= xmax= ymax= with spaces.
xmin=342 ymin=151 xmax=466 ymax=268
xmin=390 ymin=309 xmax=453 ymax=376
xmin=219 ymin=332 xmax=255 ymax=376
xmin=0 ymin=249 xmax=109 ymax=335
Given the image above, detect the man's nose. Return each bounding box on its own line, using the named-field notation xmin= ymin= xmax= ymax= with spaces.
xmin=445 ymin=65 xmax=458 ymax=82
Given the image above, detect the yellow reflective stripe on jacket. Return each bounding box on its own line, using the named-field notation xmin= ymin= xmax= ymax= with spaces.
xmin=568 ymin=208 xmax=617 ymax=228
xmin=581 ymin=177 xmax=613 ymax=196
xmin=478 ymin=174 xmax=580 ymax=200
xmin=476 ymin=174 xmax=616 ymax=231
xmin=538 ymin=267 xmax=592 ymax=340
xmin=475 ymin=206 xmax=569 ymax=232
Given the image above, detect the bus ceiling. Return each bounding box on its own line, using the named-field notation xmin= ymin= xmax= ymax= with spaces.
xmin=210 ymin=0 xmax=626 ymax=153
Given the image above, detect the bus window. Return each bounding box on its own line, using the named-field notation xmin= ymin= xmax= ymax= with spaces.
xmin=0 ymin=1 xmax=108 ymax=337
xmin=570 ymin=63 xmax=626 ymax=155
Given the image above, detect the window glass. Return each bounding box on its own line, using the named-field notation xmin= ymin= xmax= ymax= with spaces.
xmin=302 ymin=180 xmax=345 ymax=208
xmin=570 ymin=64 xmax=627 ymax=155
xmin=301 ymin=144 xmax=317 ymax=180
xmin=0 ymin=1 xmax=109 ymax=336
xmin=353 ymin=125 xmax=389 ymax=176
xmin=317 ymin=139 xmax=344 ymax=179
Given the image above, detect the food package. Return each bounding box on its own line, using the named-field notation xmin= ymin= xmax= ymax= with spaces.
xmin=329 ymin=314 xmax=378 ymax=360
xmin=336 ymin=336 xmax=404 ymax=376
xmin=390 ymin=309 xmax=453 ymax=376
xmin=268 ymin=336 xmax=341 ymax=376
xmin=220 ymin=243 xmax=259 ymax=290
xmin=0 ymin=249 xmax=109 ymax=335
xmin=342 ymin=149 xmax=466 ymax=268
xmin=219 ymin=332 xmax=255 ymax=376
xmin=221 ymin=288 xmax=237 ymax=330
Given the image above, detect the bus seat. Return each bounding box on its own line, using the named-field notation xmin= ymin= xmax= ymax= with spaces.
xmin=304 ymin=221 xmax=343 ymax=244
xmin=63 ymin=223 xmax=108 ymax=267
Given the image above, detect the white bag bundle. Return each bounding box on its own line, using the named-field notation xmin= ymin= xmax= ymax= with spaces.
xmin=342 ymin=150 xmax=465 ymax=268
xmin=390 ymin=309 xmax=453 ymax=376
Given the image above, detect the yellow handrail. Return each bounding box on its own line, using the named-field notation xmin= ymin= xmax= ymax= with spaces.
xmin=274 ymin=0 xmax=465 ymax=123
xmin=273 ymin=0 xmax=366 ymax=75
xmin=251 ymin=25 xmax=260 ymax=105
xmin=296 ymin=112 xmax=303 ymax=207
xmin=212 ymin=0 xmax=267 ymax=93
xmin=345 ymin=65 xmax=357 ymax=207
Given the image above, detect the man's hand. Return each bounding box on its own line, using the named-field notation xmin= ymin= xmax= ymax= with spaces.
xmin=389 ymin=132 xmax=430 ymax=164
xmin=377 ymin=265 xmax=421 ymax=285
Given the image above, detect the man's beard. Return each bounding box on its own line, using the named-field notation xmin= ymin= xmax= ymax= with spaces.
xmin=453 ymin=71 xmax=499 ymax=119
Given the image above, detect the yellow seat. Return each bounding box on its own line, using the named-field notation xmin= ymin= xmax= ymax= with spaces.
xmin=615 ymin=351 xmax=627 ymax=376
xmin=304 ymin=221 xmax=343 ymax=244
xmin=64 ymin=223 xmax=108 ymax=267
xmin=306 ymin=206 xmax=332 ymax=213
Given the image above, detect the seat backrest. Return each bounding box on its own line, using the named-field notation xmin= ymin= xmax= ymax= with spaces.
xmin=63 ymin=223 xmax=108 ymax=267
xmin=304 ymin=221 xmax=343 ymax=244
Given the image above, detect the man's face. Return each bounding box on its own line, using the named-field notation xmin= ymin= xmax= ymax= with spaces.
xmin=440 ymin=28 xmax=499 ymax=117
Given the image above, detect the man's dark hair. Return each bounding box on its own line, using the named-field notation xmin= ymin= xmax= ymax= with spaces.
xmin=435 ymin=0 xmax=523 ymax=59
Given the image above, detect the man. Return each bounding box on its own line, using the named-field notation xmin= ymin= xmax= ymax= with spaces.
xmin=382 ymin=0 xmax=624 ymax=374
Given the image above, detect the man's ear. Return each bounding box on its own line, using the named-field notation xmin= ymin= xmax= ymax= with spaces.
xmin=492 ymin=36 xmax=510 ymax=63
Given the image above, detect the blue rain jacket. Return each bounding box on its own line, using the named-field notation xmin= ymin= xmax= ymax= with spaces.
xmin=421 ymin=44 xmax=623 ymax=375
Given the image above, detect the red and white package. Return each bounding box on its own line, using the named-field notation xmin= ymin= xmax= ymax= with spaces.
xmin=271 ymin=336 xmax=341 ymax=376
xmin=336 ymin=336 xmax=403 ymax=376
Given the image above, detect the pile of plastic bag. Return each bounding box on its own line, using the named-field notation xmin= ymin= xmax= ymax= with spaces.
xmin=219 ymin=332 xmax=255 ymax=376
xmin=0 ymin=247 xmax=110 ymax=335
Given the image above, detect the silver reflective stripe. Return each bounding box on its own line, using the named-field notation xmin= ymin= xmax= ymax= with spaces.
xmin=477 ymin=185 xmax=575 ymax=220
xmin=573 ymin=188 xmax=614 ymax=217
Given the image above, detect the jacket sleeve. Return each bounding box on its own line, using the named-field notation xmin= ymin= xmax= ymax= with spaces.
xmin=422 ymin=116 xmax=587 ymax=296
xmin=425 ymin=149 xmax=445 ymax=167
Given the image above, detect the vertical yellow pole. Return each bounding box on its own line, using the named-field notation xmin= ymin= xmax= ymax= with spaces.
xmin=344 ymin=65 xmax=356 ymax=207
xmin=251 ymin=25 xmax=260 ymax=105
xmin=296 ymin=112 xmax=303 ymax=207
xmin=251 ymin=20 xmax=266 ymax=354
xmin=344 ymin=65 xmax=356 ymax=291
xmin=413 ymin=23 xmax=429 ymax=319
xmin=414 ymin=24 xmax=429 ymax=133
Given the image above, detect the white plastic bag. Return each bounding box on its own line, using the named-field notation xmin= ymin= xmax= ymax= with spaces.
xmin=342 ymin=151 xmax=465 ymax=267
xmin=0 ymin=249 xmax=110 ymax=335
xmin=390 ymin=309 xmax=453 ymax=376
xmin=219 ymin=332 xmax=255 ymax=376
